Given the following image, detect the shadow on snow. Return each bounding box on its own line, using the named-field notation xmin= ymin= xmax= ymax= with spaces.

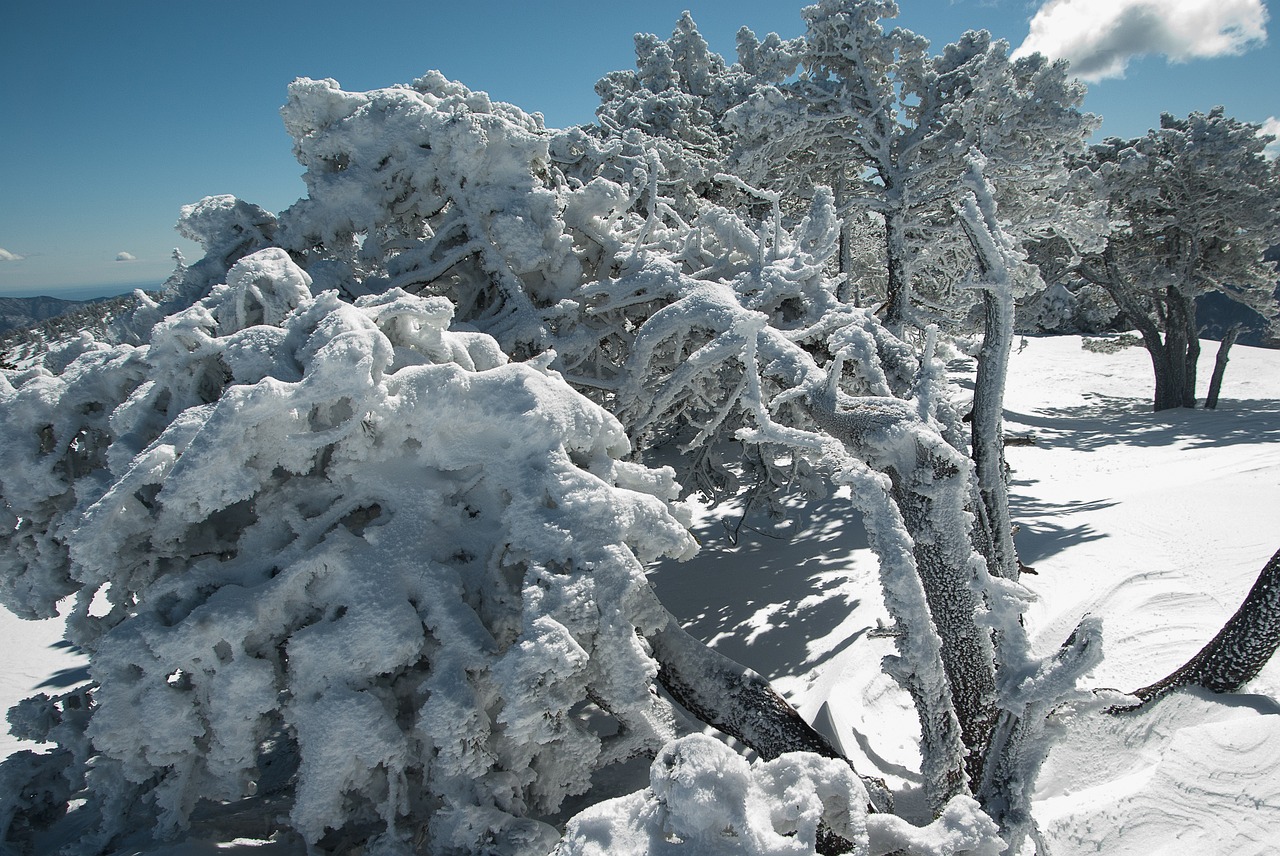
xmin=1005 ymin=396 xmax=1280 ymax=453
xmin=647 ymin=490 xmax=879 ymax=685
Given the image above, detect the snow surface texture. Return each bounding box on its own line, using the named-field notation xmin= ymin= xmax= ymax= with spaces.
xmin=4 ymin=333 xmax=1278 ymax=854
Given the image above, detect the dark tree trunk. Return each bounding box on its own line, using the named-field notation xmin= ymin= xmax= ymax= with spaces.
xmin=1204 ymin=326 xmax=1240 ymax=409
xmin=1150 ymin=345 xmax=1184 ymax=412
xmin=1146 ymin=327 xmax=1200 ymax=412
xmin=1114 ymin=547 xmax=1280 ymax=711
xmin=1184 ymin=334 xmax=1201 ymax=408
xmin=1150 ymin=284 xmax=1200 ymax=411
xmin=882 ymin=211 xmax=909 ymax=335
xmin=1084 ymin=255 xmax=1201 ymax=412
xmin=834 ymin=172 xmax=860 ymax=306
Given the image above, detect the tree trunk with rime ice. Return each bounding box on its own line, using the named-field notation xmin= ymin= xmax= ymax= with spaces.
xmin=884 ymin=444 xmax=999 ymax=792
xmin=971 ymin=289 xmax=1018 ymax=580
xmin=806 ymin=399 xmax=997 ymax=807
xmin=1114 ymin=547 xmax=1280 ymax=711
xmin=957 ymin=158 xmax=1024 ymax=582
xmin=975 ymin=617 xmax=1103 ymax=853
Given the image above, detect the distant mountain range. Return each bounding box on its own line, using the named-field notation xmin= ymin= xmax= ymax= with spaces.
xmin=0 ymin=295 xmax=98 ymax=335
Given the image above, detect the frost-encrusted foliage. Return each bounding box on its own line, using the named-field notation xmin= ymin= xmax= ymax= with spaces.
xmin=612 ymin=182 xmax=913 ymax=504
xmin=136 ymin=197 xmax=285 ymax=344
xmin=0 ymin=250 xmax=698 ymax=853
xmin=276 ymin=72 xmax=584 ymax=357
xmin=590 ymin=12 xmax=801 ymax=213
xmin=725 ymin=0 xmax=1103 ymax=328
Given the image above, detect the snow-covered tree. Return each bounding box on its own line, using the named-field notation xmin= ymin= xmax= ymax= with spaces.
xmin=603 ymin=172 xmax=1101 ymax=843
xmin=1077 ymin=108 xmax=1280 ymax=410
xmin=724 ymin=0 xmax=1103 ymax=330
xmin=706 ymin=0 xmax=1105 ymax=596
xmin=590 ymin=13 xmax=801 ymax=218
xmin=272 ymin=72 xmax=588 ymax=361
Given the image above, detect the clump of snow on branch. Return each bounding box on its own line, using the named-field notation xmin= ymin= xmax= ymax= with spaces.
xmin=554 ymin=734 xmax=1001 ymax=856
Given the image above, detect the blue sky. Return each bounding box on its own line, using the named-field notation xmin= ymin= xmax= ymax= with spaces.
xmin=1 ymin=0 xmax=1276 ymax=298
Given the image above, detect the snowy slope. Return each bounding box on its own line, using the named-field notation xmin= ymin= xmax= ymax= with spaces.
xmin=0 ymin=610 xmax=83 ymax=761
xmin=2 ymin=334 xmax=1278 ymax=853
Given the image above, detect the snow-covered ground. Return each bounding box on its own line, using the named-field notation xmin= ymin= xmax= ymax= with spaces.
xmin=3 ymin=334 xmax=1278 ymax=853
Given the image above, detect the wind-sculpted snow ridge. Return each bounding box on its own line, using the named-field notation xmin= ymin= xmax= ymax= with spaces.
xmin=0 ymin=249 xmax=701 ymax=854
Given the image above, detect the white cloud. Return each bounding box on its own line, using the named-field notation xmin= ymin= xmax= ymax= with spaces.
xmin=115 ymin=251 xmax=137 ymax=262
xmin=0 ymin=248 xmax=24 ymax=262
xmin=1014 ymin=0 xmax=1269 ymax=82
xmin=1262 ymin=117 xmax=1280 ymax=160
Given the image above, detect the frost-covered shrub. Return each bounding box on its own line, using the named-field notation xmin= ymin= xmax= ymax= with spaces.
xmin=1081 ymin=333 xmax=1143 ymax=353
xmin=0 ymin=249 xmax=698 ymax=853
xmin=276 ymin=72 xmax=586 ymax=357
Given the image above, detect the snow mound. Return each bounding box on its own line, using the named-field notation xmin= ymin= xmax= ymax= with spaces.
xmin=554 ymin=734 xmax=1001 ymax=856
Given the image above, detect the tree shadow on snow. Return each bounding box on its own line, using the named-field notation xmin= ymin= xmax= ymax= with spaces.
xmin=1005 ymin=395 xmax=1280 ymax=453
xmin=1007 ymin=491 xmax=1115 ymax=566
xmin=648 ymin=491 xmax=882 ymax=685
xmin=35 ymin=665 xmax=91 ymax=690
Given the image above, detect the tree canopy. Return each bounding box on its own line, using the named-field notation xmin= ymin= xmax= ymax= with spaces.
xmin=1078 ymin=107 xmax=1280 ymax=410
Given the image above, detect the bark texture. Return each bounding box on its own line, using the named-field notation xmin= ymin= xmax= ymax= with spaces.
xmin=1080 ymin=254 xmax=1202 ymax=412
xmin=1116 ymin=546 xmax=1280 ymax=711
xmin=806 ymin=399 xmax=998 ymax=804
xmin=971 ymin=289 xmax=1019 ymax=581
xmin=881 ymin=208 xmax=910 ymax=335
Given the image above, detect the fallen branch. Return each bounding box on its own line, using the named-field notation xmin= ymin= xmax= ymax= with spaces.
xmin=1111 ymin=546 xmax=1280 ymax=712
